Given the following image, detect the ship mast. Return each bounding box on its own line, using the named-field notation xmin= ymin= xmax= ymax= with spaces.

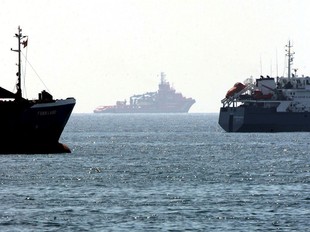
xmin=11 ymin=26 xmax=27 ymax=99
xmin=286 ymin=41 xmax=294 ymax=80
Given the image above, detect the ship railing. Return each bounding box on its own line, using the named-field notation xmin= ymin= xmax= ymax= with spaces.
xmin=221 ymin=83 xmax=255 ymax=107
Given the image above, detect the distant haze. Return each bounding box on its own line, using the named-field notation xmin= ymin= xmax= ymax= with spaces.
xmin=0 ymin=0 xmax=309 ymax=113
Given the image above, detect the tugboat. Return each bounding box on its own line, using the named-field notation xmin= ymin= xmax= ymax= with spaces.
xmin=219 ymin=41 xmax=310 ymax=132
xmin=0 ymin=26 xmax=75 ymax=153
xmin=94 ymin=72 xmax=195 ymax=113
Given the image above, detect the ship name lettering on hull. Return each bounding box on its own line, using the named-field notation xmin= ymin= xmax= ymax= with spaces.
xmin=38 ymin=110 xmax=56 ymax=116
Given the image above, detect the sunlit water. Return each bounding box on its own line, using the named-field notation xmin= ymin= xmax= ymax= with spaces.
xmin=1 ymin=113 xmax=309 ymax=231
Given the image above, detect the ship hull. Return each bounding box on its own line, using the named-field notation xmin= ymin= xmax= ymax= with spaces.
xmin=94 ymin=101 xmax=195 ymax=113
xmin=0 ymin=98 xmax=75 ymax=153
xmin=219 ymin=106 xmax=310 ymax=132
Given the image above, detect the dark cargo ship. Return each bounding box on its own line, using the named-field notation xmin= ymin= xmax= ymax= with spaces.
xmin=94 ymin=72 xmax=195 ymax=113
xmin=0 ymin=26 xmax=75 ymax=153
xmin=219 ymin=41 xmax=310 ymax=132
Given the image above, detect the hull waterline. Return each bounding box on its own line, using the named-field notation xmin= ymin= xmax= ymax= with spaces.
xmin=0 ymin=98 xmax=76 ymax=153
xmin=219 ymin=107 xmax=310 ymax=132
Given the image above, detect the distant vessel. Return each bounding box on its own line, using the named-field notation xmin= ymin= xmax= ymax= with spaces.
xmin=0 ymin=26 xmax=75 ymax=153
xmin=94 ymin=72 xmax=195 ymax=113
xmin=219 ymin=41 xmax=310 ymax=132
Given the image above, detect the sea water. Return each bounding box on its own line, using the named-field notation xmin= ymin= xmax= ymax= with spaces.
xmin=0 ymin=113 xmax=309 ymax=231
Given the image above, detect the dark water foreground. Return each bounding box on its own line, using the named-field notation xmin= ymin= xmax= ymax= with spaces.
xmin=0 ymin=113 xmax=309 ymax=231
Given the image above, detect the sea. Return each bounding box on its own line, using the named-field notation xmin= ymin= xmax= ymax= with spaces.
xmin=0 ymin=113 xmax=309 ymax=231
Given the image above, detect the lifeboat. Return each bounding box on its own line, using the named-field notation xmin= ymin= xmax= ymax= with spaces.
xmin=226 ymin=82 xmax=246 ymax=98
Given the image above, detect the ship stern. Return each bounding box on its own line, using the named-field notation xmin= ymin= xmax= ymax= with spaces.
xmin=219 ymin=107 xmax=245 ymax=132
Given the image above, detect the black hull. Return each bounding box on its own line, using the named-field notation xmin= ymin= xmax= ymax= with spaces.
xmin=219 ymin=106 xmax=310 ymax=132
xmin=0 ymin=142 xmax=71 ymax=154
xmin=0 ymin=98 xmax=75 ymax=153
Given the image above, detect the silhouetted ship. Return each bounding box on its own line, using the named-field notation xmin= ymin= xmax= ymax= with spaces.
xmin=94 ymin=73 xmax=195 ymax=113
xmin=219 ymin=41 xmax=310 ymax=132
xmin=0 ymin=26 xmax=75 ymax=153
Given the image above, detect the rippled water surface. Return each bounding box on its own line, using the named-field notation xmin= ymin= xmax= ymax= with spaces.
xmin=1 ymin=113 xmax=309 ymax=231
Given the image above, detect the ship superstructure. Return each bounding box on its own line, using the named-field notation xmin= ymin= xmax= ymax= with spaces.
xmin=94 ymin=72 xmax=195 ymax=113
xmin=219 ymin=41 xmax=310 ymax=132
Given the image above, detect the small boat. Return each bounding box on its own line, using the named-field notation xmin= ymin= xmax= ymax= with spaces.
xmin=0 ymin=26 xmax=75 ymax=153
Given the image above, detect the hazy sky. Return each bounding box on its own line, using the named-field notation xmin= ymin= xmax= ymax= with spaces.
xmin=1 ymin=0 xmax=310 ymax=113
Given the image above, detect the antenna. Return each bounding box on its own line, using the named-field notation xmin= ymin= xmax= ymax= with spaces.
xmin=285 ymin=41 xmax=294 ymax=80
xmin=276 ymin=48 xmax=278 ymax=77
xmin=260 ymin=55 xmax=263 ymax=76
xmin=270 ymin=58 xmax=272 ymax=76
xmin=11 ymin=26 xmax=28 ymax=99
